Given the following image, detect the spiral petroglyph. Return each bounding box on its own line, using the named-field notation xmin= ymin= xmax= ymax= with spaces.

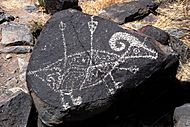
xmin=28 ymin=16 xmax=158 ymax=110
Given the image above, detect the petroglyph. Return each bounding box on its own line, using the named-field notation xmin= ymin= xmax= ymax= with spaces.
xmin=28 ymin=16 xmax=158 ymax=110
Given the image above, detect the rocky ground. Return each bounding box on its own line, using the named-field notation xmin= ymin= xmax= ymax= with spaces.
xmin=0 ymin=0 xmax=190 ymax=127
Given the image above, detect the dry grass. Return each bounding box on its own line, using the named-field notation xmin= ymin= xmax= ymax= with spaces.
xmin=79 ymin=0 xmax=127 ymax=15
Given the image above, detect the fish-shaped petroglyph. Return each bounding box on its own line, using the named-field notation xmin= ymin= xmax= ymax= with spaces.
xmin=28 ymin=16 xmax=158 ymax=110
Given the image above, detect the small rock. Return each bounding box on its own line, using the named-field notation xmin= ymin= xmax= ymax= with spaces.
xmin=9 ymin=87 xmax=28 ymax=94
xmin=165 ymin=28 xmax=186 ymax=39
xmin=169 ymin=36 xmax=190 ymax=63
xmin=5 ymin=77 xmax=18 ymax=88
xmin=24 ymin=4 xmax=37 ymax=13
xmin=0 ymin=46 xmax=33 ymax=54
xmin=0 ymin=10 xmax=14 ymax=24
xmin=174 ymin=104 xmax=190 ymax=127
xmin=5 ymin=54 xmax=12 ymax=59
xmin=98 ymin=0 xmax=159 ymax=24
xmin=18 ymin=58 xmax=29 ymax=73
xmin=0 ymin=91 xmax=32 ymax=127
xmin=1 ymin=22 xmax=34 ymax=46
xmin=18 ymin=58 xmax=29 ymax=81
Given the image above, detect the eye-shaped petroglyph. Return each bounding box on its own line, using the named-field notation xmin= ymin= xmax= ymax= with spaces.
xmin=28 ymin=16 xmax=158 ymax=110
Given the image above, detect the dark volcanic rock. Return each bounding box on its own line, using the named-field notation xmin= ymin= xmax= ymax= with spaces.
xmin=26 ymin=9 xmax=178 ymax=126
xmin=0 ymin=10 xmax=14 ymax=24
xmin=0 ymin=91 xmax=32 ymax=127
xmin=98 ymin=0 xmax=159 ymax=24
xmin=138 ymin=25 xmax=190 ymax=63
xmin=139 ymin=25 xmax=170 ymax=45
xmin=44 ymin=0 xmax=80 ymax=14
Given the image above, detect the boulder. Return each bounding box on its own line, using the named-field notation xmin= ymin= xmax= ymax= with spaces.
xmin=0 ymin=91 xmax=32 ymax=127
xmin=44 ymin=0 xmax=80 ymax=14
xmin=98 ymin=0 xmax=159 ymax=24
xmin=0 ymin=22 xmax=34 ymax=46
xmin=26 ymin=9 xmax=178 ymax=126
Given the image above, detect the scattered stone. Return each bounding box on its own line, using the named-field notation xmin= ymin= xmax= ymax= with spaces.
xmin=138 ymin=25 xmax=170 ymax=45
xmin=165 ymin=27 xmax=186 ymax=39
xmin=0 ymin=46 xmax=33 ymax=54
xmin=1 ymin=22 xmax=34 ymax=46
xmin=5 ymin=54 xmax=12 ymax=59
xmin=98 ymin=0 xmax=159 ymax=24
xmin=24 ymin=4 xmax=37 ymax=13
xmin=174 ymin=104 xmax=190 ymax=127
xmin=0 ymin=10 xmax=14 ymax=24
xmin=44 ymin=0 xmax=80 ymax=14
xmin=27 ymin=9 xmax=178 ymax=126
xmin=0 ymin=91 xmax=32 ymax=127
xmin=18 ymin=58 xmax=29 ymax=73
xmin=18 ymin=58 xmax=29 ymax=81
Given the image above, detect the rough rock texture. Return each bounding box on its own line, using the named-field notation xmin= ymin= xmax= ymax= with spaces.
xmin=0 ymin=22 xmax=34 ymax=46
xmin=138 ymin=25 xmax=190 ymax=63
xmin=138 ymin=25 xmax=170 ymax=45
xmin=0 ymin=10 xmax=14 ymax=24
xmin=98 ymin=0 xmax=159 ymax=24
xmin=0 ymin=91 xmax=32 ymax=127
xmin=168 ymin=36 xmax=190 ymax=63
xmin=174 ymin=104 xmax=190 ymax=127
xmin=0 ymin=46 xmax=33 ymax=54
xmin=44 ymin=0 xmax=80 ymax=14
xmin=165 ymin=27 xmax=187 ymax=39
xmin=24 ymin=4 xmax=37 ymax=13
xmin=26 ymin=9 xmax=179 ymax=126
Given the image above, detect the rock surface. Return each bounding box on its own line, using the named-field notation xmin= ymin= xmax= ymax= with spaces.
xmin=0 ymin=22 xmax=34 ymax=46
xmin=44 ymin=0 xmax=80 ymax=14
xmin=0 ymin=46 xmax=33 ymax=54
xmin=0 ymin=10 xmax=14 ymax=24
xmin=139 ymin=25 xmax=170 ymax=45
xmin=138 ymin=25 xmax=190 ymax=63
xmin=174 ymin=104 xmax=190 ymax=127
xmin=0 ymin=91 xmax=32 ymax=127
xmin=98 ymin=0 xmax=159 ymax=24
xmin=165 ymin=27 xmax=187 ymax=39
xmin=26 ymin=9 xmax=179 ymax=126
xmin=24 ymin=4 xmax=37 ymax=13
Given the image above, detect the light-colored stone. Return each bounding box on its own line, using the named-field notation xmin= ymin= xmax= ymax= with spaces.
xmin=0 ymin=46 xmax=33 ymax=54
xmin=1 ymin=22 xmax=34 ymax=46
xmin=18 ymin=58 xmax=29 ymax=81
xmin=5 ymin=54 xmax=12 ymax=59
